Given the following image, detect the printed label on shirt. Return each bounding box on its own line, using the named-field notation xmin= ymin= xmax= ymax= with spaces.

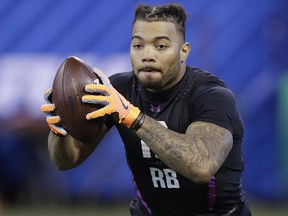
xmin=150 ymin=167 xmax=180 ymax=188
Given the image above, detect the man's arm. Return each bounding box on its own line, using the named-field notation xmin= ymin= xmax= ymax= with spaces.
xmin=41 ymin=87 xmax=111 ymax=170
xmin=136 ymin=116 xmax=233 ymax=184
xmin=48 ymin=124 xmax=109 ymax=170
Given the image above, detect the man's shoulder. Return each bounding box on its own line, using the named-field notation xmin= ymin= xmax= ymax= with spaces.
xmin=186 ymin=66 xmax=226 ymax=87
xmin=109 ymin=71 xmax=134 ymax=86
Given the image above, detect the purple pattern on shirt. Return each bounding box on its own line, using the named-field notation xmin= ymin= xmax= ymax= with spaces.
xmin=208 ymin=176 xmax=216 ymax=210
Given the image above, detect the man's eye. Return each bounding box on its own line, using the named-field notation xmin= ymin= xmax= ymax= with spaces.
xmin=133 ymin=44 xmax=142 ymax=49
xmin=156 ymin=44 xmax=167 ymax=49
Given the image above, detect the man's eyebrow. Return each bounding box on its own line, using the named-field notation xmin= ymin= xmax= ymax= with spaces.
xmin=132 ymin=35 xmax=171 ymax=41
xmin=131 ymin=35 xmax=142 ymax=40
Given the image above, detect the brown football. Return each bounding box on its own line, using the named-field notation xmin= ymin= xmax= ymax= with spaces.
xmin=52 ymin=56 xmax=105 ymax=144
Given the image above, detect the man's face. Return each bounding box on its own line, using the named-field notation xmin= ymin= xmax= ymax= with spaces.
xmin=130 ymin=21 xmax=188 ymax=92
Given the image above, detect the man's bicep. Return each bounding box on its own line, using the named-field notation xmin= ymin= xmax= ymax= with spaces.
xmin=185 ymin=121 xmax=233 ymax=174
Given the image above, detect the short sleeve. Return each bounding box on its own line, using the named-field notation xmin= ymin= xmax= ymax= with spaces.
xmin=192 ymin=86 xmax=237 ymax=133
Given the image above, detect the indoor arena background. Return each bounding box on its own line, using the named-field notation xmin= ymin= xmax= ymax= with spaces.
xmin=0 ymin=0 xmax=287 ymax=215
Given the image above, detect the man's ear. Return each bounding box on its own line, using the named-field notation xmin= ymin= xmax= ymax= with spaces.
xmin=180 ymin=42 xmax=191 ymax=63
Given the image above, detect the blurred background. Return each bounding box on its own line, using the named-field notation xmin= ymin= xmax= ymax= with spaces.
xmin=0 ymin=0 xmax=288 ymax=215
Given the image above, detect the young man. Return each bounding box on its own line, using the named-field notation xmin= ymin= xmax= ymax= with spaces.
xmin=41 ymin=3 xmax=252 ymax=216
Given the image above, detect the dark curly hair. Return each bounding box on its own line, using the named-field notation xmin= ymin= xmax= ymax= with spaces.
xmin=133 ymin=3 xmax=188 ymax=40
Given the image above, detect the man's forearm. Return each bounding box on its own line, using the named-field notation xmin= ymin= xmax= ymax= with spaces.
xmin=47 ymin=124 xmax=108 ymax=170
xmin=48 ymin=132 xmax=82 ymax=170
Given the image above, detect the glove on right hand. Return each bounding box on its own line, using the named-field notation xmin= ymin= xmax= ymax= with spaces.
xmin=40 ymin=88 xmax=68 ymax=136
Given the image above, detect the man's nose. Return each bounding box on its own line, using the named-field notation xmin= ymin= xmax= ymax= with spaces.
xmin=142 ymin=47 xmax=156 ymax=63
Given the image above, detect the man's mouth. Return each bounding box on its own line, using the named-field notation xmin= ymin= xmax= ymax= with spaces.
xmin=139 ymin=67 xmax=161 ymax=73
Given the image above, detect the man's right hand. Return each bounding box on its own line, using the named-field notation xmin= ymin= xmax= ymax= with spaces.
xmin=41 ymin=88 xmax=68 ymax=136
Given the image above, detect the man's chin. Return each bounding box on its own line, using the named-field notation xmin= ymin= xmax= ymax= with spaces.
xmin=139 ymin=80 xmax=162 ymax=92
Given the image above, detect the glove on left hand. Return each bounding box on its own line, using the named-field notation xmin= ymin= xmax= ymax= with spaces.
xmin=82 ymin=67 xmax=140 ymax=128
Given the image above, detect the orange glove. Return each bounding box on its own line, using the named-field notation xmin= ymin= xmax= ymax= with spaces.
xmin=40 ymin=88 xmax=68 ymax=136
xmin=82 ymin=68 xmax=141 ymax=128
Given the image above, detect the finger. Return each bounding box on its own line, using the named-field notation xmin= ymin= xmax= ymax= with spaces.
xmin=92 ymin=67 xmax=111 ymax=87
xmin=41 ymin=103 xmax=55 ymax=113
xmin=86 ymin=108 xmax=109 ymax=120
xmin=84 ymin=84 xmax=109 ymax=95
xmin=49 ymin=124 xmax=68 ymax=136
xmin=82 ymin=95 xmax=110 ymax=106
xmin=46 ymin=115 xmax=61 ymax=124
xmin=44 ymin=88 xmax=53 ymax=103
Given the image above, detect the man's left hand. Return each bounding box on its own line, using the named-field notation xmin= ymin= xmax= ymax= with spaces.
xmin=82 ymin=67 xmax=140 ymax=128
